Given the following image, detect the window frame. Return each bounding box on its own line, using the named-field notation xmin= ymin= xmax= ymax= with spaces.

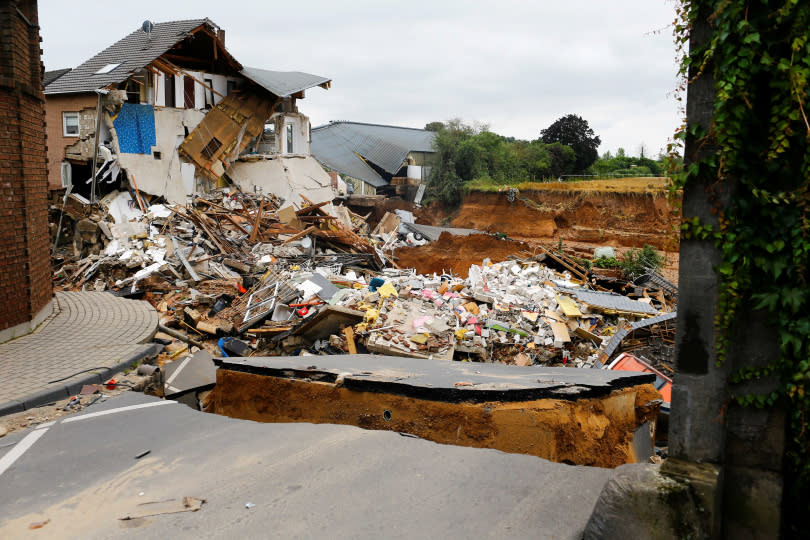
xmin=62 ymin=111 xmax=80 ymax=137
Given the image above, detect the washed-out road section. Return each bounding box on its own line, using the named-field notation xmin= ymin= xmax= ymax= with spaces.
xmin=0 ymin=392 xmax=613 ymax=539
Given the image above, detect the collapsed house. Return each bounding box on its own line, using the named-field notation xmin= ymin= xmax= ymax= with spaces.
xmin=44 ymin=18 xmax=335 ymax=207
xmin=311 ymin=121 xmax=435 ymax=201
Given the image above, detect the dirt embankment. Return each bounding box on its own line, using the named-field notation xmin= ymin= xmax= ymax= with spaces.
xmin=446 ymin=190 xmax=680 ymax=251
xmin=394 ymin=232 xmax=532 ymax=278
xmin=212 ymin=369 xmax=661 ymax=468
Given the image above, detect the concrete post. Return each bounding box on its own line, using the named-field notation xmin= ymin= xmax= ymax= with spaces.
xmin=669 ymin=5 xmax=785 ymax=537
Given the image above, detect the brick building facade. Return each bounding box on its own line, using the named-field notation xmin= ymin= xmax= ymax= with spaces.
xmin=0 ymin=0 xmax=53 ymax=337
xmin=44 ymin=93 xmax=96 ymax=190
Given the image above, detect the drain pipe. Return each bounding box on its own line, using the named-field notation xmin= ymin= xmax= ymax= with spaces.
xmin=89 ymin=89 xmax=108 ymax=204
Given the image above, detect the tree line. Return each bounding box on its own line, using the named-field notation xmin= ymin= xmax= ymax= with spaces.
xmin=425 ymin=114 xmax=672 ymax=206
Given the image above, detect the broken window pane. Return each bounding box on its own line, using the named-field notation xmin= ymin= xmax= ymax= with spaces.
xmin=63 ymin=112 xmax=79 ymax=136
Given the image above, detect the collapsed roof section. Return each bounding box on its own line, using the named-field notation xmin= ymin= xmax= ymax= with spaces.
xmin=311 ymin=122 xmax=436 ymax=188
xmin=178 ymin=90 xmax=277 ymax=181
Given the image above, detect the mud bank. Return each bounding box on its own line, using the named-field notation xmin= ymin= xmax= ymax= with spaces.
xmin=394 ymin=232 xmax=531 ymax=278
xmin=443 ymin=190 xmax=679 ymax=251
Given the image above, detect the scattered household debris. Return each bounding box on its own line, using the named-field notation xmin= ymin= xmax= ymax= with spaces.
xmin=50 ymin=185 xmax=678 ymax=407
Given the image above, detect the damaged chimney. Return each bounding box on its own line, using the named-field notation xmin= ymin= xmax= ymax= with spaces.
xmin=217 ymin=29 xmax=225 ymax=47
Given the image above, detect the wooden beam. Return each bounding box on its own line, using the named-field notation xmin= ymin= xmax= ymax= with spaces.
xmin=249 ymin=198 xmax=264 ymax=243
xmin=153 ymin=57 xmax=226 ymax=99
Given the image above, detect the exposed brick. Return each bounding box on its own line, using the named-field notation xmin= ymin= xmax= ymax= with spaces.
xmin=0 ymin=0 xmax=51 ymax=332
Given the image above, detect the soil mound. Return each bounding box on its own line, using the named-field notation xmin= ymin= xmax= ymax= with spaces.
xmin=394 ymin=232 xmax=530 ymax=278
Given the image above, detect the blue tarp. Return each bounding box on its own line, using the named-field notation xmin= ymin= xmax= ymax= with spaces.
xmin=113 ymin=103 xmax=156 ymax=154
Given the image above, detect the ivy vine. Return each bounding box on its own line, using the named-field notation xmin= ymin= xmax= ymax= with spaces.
xmin=671 ymin=0 xmax=810 ymax=521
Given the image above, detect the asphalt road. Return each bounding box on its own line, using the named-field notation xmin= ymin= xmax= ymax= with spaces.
xmin=0 ymin=393 xmax=613 ymax=539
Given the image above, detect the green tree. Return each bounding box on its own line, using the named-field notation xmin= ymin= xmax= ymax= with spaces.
xmin=540 ymin=114 xmax=602 ymax=174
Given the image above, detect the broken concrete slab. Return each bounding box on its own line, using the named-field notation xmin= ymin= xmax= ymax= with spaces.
xmin=164 ymin=350 xmax=217 ymax=398
xmin=214 ymin=354 xmax=655 ymax=403
xmin=212 ymin=354 xmax=661 ymax=467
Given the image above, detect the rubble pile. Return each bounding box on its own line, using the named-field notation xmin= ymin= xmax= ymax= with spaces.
xmin=51 ymin=191 xmax=677 ymax=373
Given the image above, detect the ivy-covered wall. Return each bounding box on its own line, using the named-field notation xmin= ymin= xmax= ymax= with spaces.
xmin=671 ymin=1 xmax=809 ymax=535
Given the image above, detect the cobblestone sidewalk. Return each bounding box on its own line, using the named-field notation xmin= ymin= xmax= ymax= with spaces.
xmin=0 ymin=292 xmax=160 ymax=415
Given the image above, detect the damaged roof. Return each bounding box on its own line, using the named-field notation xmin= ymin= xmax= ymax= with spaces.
xmin=241 ymin=67 xmax=331 ymax=99
xmin=44 ymin=19 xmax=213 ymax=95
xmin=311 ymin=122 xmax=436 ymax=188
xmin=557 ymin=287 xmax=659 ymax=315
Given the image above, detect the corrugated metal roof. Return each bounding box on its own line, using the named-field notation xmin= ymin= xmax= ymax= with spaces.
xmin=311 ymin=121 xmax=435 ymax=187
xmin=601 ymin=311 xmax=677 ymax=358
xmin=44 ymin=19 xmax=209 ymax=95
xmin=557 ymin=287 xmax=659 ymax=315
xmin=241 ymin=67 xmax=330 ymax=98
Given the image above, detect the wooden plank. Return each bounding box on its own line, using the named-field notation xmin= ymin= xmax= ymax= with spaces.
xmin=281 ymin=226 xmax=317 ymax=245
xmin=295 ymin=200 xmax=330 ymax=215
xmin=344 ymin=326 xmax=357 ymax=354
xmin=249 ymin=198 xmax=264 ymax=243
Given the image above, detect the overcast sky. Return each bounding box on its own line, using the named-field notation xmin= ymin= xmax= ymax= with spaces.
xmin=39 ymin=0 xmax=682 ymax=157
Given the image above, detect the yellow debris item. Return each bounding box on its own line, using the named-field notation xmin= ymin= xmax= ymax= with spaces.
xmin=378 ymin=282 xmax=398 ymax=298
xmin=364 ymin=309 xmax=379 ymax=324
xmin=555 ymin=294 xmax=583 ymax=318
xmin=410 ymin=333 xmax=429 ymax=344
xmin=521 ymin=311 xmax=539 ymax=323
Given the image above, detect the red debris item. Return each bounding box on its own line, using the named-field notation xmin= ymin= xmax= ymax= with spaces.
xmin=237 ymin=283 xmax=247 ymax=294
xmin=474 ymin=325 xmax=482 ymax=336
xmin=106 ymin=378 xmax=117 ymax=390
xmin=296 ymin=307 xmax=309 ymax=317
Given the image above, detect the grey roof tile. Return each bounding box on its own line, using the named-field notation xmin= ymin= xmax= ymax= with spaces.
xmin=557 ymin=287 xmax=659 ymax=315
xmin=311 ymin=121 xmax=435 ymax=187
xmin=43 ymin=68 xmax=71 ymax=88
xmin=241 ymin=67 xmax=330 ymax=99
xmin=44 ymin=19 xmax=209 ymax=95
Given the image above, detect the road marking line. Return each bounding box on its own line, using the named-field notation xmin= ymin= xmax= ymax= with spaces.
xmin=37 ymin=421 xmax=56 ymax=429
xmin=165 ymin=356 xmax=191 ymax=386
xmin=61 ymin=401 xmax=177 ymax=424
xmin=0 ymin=427 xmax=49 ymax=478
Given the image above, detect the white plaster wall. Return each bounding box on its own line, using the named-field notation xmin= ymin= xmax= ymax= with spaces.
xmin=277 ymin=113 xmax=311 ymax=155
xmin=174 ymin=74 xmax=184 ymax=108
xmin=115 ymin=107 xmax=206 ymax=203
xmin=154 ymin=72 xmax=165 ymax=107
xmin=228 ymin=155 xmax=336 ymax=209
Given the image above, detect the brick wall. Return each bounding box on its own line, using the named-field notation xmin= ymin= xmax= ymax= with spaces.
xmin=0 ymin=0 xmax=53 ymax=331
xmin=44 ymin=93 xmax=96 ymax=190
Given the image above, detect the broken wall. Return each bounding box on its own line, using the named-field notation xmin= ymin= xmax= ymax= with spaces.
xmin=115 ymin=107 xmax=206 ymax=203
xmin=44 ymin=93 xmax=97 ymax=189
xmin=228 ymin=155 xmax=337 ymax=207
xmin=0 ymin=0 xmax=53 ymax=336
